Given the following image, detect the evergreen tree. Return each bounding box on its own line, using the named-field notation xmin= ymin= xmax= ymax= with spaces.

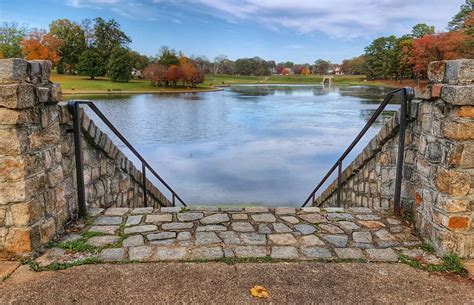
xmin=107 ymin=47 xmax=132 ymax=82
xmin=76 ymin=49 xmax=105 ymax=79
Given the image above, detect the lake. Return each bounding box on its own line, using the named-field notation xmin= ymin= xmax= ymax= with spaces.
xmin=79 ymin=85 xmax=397 ymax=207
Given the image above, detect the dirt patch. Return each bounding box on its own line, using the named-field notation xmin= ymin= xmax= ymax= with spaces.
xmin=1 ymin=262 xmax=472 ymax=304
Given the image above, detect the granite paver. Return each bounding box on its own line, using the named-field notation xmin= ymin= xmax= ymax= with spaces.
xmin=39 ymin=206 xmax=434 ymax=264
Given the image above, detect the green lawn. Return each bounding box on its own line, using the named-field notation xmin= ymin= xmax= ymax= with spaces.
xmin=204 ymin=74 xmax=368 ymax=86
xmin=51 ymin=73 xmax=215 ymax=94
xmin=52 ymin=73 xmax=395 ymax=94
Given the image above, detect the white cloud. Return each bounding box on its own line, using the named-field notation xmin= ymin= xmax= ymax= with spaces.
xmin=192 ymin=0 xmax=461 ymax=38
xmin=68 ymin=0 xmax=462 ymax=38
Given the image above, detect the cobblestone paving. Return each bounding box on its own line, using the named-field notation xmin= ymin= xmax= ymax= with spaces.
xmin=38 ymin=206 xmax=442 ymax=265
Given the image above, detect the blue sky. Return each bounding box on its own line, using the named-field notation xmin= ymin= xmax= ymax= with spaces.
xmin=0 ymin=0 xmax=464 ymax=63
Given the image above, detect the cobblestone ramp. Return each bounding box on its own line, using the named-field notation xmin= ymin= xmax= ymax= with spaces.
xmin=37 ymin=207 xmax=439 ymax=264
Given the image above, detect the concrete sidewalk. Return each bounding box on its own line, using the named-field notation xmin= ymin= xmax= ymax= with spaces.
xmin=1 ymin=262 xmax=472 ymax=304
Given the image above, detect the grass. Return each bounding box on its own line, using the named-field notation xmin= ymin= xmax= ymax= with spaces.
xmin=420 ymin=242 xmax=436 ymax=254
xmin=51 ymin=73 xmax=411 ymax=94
xmin=28 ymin=257 xmax=102 ymax=272
xmin=205 ymin=74 xmax=368 ymax=86
xmin=399 ymin=252 xmax=466 ymax=275
xmin=51 ymin=73 xmax=217 ymax=94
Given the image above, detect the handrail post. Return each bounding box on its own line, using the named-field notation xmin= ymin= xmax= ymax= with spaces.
xmin=142 ymin=163 xmax=148 ymax=207
xmin=337 ymin=160 xmax=342 ymax=207
xmin=172 ymin=193 xmax=176 ymax=207
xmin=68 ymin=102 xmax=87 ymax=218
xmin=394 ymin=87 xmax=413 ymax=215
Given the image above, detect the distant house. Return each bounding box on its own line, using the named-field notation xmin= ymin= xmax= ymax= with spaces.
xmin=132 ymin=68 xmax=143 ymax=79
xmin=328 ymin=66 xmax=343 ymax=75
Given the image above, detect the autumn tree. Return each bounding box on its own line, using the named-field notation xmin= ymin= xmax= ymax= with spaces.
xmin=107 ymin=47 xmax=132 ymax=82
xmin=21 ymin=30 xmax=63 ymax=65
xmin=49 ymin=19 xmax=86 ymax=74
xmin=165 ymin=65 xmax=183 ymax=87
xmin=0 ymin=22 xmax=27 ymax=58
xmin=143 ymin=63 xmax=167 ymax=86
xmin=409 ymin=32 xmax=467 ymax=79
xmin=181 ymin=60 xmax=201 ymax=87
xmin=341 ymin=56 xmax=366 ymax=75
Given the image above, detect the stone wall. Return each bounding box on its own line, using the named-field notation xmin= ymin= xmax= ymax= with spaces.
xmin=59 ymin=106 xmax=172 ymax=210
xmin=313 ymin=59 xmax=474 ymax=258
xmin=0 ymin=58 xmax=171 ymax=257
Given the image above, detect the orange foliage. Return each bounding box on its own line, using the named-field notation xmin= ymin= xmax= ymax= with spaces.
xmin=409 ymin=31 xmax=468 ymax=78
xmin=300 ymin=66 xmax=311 ymax=76
xmin=21 ymin=31 xmax=63 ymax=65
xmin=165 ymin=65 xmax=183 ymax=86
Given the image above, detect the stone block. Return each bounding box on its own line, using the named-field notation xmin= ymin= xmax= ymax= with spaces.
xmin=447 ymin=143 xmax=474 ymax=168
xmin=50 ymin=83 xmax=62 ymax=102
xmin=442 ymin=120 xmax=474 ymax=141
xmin=0 ymin=107 xmax=40 ymax=126
xmin=444 ymin=59 xmax=473 ymax=85
xmin=435 ymin=168 xmax=470 ymax=196
xmin=0 ymin=155 xmax=25 ymax=182
xmin=4 ymin=227 xmax=32 ymax=253
xmin=10 ymin=200 xmax=44 ymax=226
xmin=0 ymin=58 xmax=29 ymax=84
xmin=29 ymin=60 xmax=51 ymax=85
xmin=436 ymin=196 xmax=470 ymax=213
xmin=441 ymin=85 xmax=474 ymax=105
xmin=0 ymin=83 xmax=37 ymax=109
xmin=37 ymin=87 xmax=51 ymax=103
xmin=40 ymin=217 xmax=56 ymax=244
xmin=414 ymin=86 xmax=431 ymax=100
xmin=447 ymin=216 xmax=471 ymax=231
xmin=431 ymin=84 xmax=442 ymax=97
xmin=427 ymin=61 xmax=445 ymax=83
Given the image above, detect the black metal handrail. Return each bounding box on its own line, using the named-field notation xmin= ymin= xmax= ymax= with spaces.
xmin=302 ymin=87 xmax=414 ymax=215
xmin=68 ymin=100 xmax=187 ymax=218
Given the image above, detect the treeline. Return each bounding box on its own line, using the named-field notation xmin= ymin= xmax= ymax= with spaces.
xmin=143 ymin=47 xmax=204 ymax=88
xmin=342 ymin=1 xmax=473 ymax=80
xmin=0 ymin=18 xmax=148 ymax=82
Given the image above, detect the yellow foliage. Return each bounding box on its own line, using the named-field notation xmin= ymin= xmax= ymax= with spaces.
xmin=249 ymin=285 xmax=269 ymax=299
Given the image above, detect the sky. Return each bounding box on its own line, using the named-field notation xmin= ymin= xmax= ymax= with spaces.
xmin=0 ymin=0 xmax=465 ymax=63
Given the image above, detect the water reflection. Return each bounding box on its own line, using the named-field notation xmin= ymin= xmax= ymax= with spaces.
xmin=80 ymin=85 xmax=395 ymax=206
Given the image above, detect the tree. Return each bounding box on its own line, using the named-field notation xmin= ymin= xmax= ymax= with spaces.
xmin=165 ymin=65 xmax=183 ymax=87
xmin=0 ymin=22 xmax=27 ymax=58
xmin=93 ymin=17 xmax=131 ymax=63
xmin=181 ymin=61 xmax=199 ymax=87
xmin=49 ymin=19 xmax=86 ymax=74
xmin=129 ymin=51 xmax=149 ymax=71
xmin=448 ymin=0 xmax=473 ymax=31
xmin=300 ymin=66 xmax=311 ymax=75
xmin=143 ymin=63 xmax=167 ymax=86
xmin=313 ymin=59 xmax=331 ymax=74
xmin=107 ymin=47 xmax=132 ymax=82
xmin=341 ymin=56 xmax=366 ymax=75
xmin=409 ymin=32 xmax=467 ymax=79
xmin=363 ymin=36 xmax=399 ymax=79
xmin=21 ymin=30 xmax=63 ymax=65
xmin=157 ymin=46 xmax=179 ymax=67
xmin=76 ymin=49 xmax=105 ymax=79
xmin=411 ymin=23 xmax=435 ymax=38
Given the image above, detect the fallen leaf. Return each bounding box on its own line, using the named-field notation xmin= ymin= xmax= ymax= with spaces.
xmin=250 ymin=285 xmax=269 ymax=299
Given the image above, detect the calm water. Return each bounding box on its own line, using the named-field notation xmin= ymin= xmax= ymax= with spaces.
xmin=81 ymin=85 xmax=397 ymax=206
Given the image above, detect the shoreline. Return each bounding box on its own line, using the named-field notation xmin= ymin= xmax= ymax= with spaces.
xmin=62 ymin=87 xmax=224 ymax=95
